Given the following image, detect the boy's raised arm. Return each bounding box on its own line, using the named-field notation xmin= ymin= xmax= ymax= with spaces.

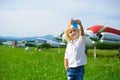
xmin=76 ymin=20 xmax=84 ymax=36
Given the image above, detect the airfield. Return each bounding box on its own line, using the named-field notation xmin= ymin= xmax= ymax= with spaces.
xmin=0 ymin=45 xmax=120 ymax=80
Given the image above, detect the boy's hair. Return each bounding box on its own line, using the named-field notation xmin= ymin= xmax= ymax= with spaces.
xmin=65 ymin=25 xmax=79 ymax=42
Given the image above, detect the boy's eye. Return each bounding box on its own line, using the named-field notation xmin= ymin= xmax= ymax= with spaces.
xmin=73 ymin=29 xmax=76 ymax=32
xmin=69 ymin=31 xmax=72 ymax=33
xmin=69 ymin=29 xmax=77 ymax=34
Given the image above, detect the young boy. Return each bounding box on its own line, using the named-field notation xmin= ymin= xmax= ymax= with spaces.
xmin=64 ymin=19 xmax=87 ymax=80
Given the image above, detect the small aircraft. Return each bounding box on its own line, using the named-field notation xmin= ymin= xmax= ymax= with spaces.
xmin=35 ymin=37 xmax=65 ymax=47
xmin=86 ymin=25 xmax=120 ymax=49
xmin=2 ymin=41 xmax=14 ymax=46
xmin=2 ymin=40 xmax=26 ymax=47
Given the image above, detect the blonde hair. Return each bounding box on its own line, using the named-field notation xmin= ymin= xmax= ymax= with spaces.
xmin=65 ymin=25 xmax=79 ymax=42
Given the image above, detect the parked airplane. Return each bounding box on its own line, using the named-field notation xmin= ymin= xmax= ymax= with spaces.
xmin=2 ymin=40 xmax=26 ymax=47
xmin=86 ymin=25 xmax=120 ymax=49
xmin=2 ymin=41 xmax=14 ymax=46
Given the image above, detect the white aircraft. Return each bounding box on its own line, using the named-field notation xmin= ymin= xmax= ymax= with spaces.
xmin=16 ymin=41 xmax=26 ymax=47
xmin=86 ymin=25 xmax=120 ymax=49
xmin=2 ymin=41 xmax=14 ymax=46
xmin=2 ymin=40 xmax=25 ymax=47
xmin=36 ymin=37 xmax=65 ymax=47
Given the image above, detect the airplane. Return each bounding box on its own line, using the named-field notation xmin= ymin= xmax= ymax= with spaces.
xmin=2 ymin=40 xmax=26 ymax=47
xmin=2 ymin=41 xmax=14 ymax=47
xmin=60 ymin=25 xmax=120 ymax=49
xmin=86 ymin=25 xmax=120 ymax=49
xmin=16 ymin=41 xmax=26 ymax=47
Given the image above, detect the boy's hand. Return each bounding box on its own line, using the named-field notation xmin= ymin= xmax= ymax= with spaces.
xmin=76 ymin=19 xmax=82 ymax=25
xmin=65 ymin=65 xmax=69 ymax=70
xmin=64 ymin=59 xmax=69 ymax=70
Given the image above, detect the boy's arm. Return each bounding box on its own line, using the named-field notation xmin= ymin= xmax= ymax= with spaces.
xmin=76 ymin=20 xmax=84 ymax=36
xmin=64 ymin=58 xmax=68 ymax=70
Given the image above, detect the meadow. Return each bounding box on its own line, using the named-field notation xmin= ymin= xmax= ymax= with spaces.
xmin=0 ymin=45 xmax=120 ymax=80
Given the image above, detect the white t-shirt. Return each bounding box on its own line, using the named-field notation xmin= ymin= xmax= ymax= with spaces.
xmin=64 ymin=36 xmax=87 ymax=68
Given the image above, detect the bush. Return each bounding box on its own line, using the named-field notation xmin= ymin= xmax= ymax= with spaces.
xmin=0 ymin=41 xmax=2 ymax=45
xmin=38 ymin=43 xmax=51 ymax=49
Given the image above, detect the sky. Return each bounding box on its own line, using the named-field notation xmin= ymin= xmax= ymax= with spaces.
xmin=0 ymin=0 xmax=120 ymax=37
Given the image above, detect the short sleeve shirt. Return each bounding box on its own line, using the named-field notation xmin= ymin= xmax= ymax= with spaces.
xmin=64 ymin=36 xmax=87 ymax=68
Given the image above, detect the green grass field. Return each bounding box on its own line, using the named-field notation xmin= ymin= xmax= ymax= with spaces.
xmin=0 ymin=45 xmax=120 ymax=80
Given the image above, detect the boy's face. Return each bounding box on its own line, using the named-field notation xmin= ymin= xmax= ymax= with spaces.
xmin=68 ymin=28 xmax=79 ymax=40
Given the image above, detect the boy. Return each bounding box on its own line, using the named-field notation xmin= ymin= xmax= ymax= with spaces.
xmin=64 ymin=19 xmax=87 ymax=80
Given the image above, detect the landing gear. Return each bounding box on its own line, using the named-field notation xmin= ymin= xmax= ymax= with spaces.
xmin=118 ymin=48 xmax=120 ymax=59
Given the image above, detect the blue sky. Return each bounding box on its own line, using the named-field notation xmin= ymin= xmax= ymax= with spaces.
xmin=0 ymin=0 xmax=120 ymax=37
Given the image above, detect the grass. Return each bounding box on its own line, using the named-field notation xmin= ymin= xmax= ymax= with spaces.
xmin=0 ymin=45 xmax=120 ymax=80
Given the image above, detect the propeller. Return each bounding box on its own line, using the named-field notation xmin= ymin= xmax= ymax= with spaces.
xmin=97 ymin=25 xmax=107 ymax=38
